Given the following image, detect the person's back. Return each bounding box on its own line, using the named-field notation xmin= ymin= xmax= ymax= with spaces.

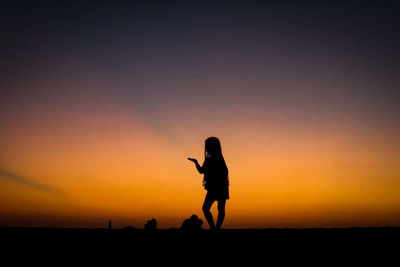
xmin=204 ymin=156 xmax=228 ymax=177
xmin=202 ymin=157 xmax=229 ymax=199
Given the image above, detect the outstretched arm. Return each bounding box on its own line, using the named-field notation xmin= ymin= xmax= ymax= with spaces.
xmin=187 ymin=158 xmax=203 ymax=174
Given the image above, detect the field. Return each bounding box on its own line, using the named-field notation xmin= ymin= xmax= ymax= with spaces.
xmin=1 ymin=226 xmax=398 ymax=263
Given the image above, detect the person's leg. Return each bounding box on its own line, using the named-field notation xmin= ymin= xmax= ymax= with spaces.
xmin=215 ymin=199 xmax=226 ymax=230
xmin=202 ymin=193 xmax=215 ymax=229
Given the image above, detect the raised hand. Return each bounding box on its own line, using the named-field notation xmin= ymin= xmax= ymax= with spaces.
xmin=187 ymin=158 xmax=198 ymax=163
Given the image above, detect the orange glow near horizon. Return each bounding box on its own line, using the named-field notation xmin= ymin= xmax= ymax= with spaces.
xmin=1 ymin=1 xmax=400 ymax=229
xmin=1 ymin=83 xmax=399 ymax=229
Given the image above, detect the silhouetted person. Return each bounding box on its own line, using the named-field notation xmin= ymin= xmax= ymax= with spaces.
xmin=180 ymin=214 xmax=203 ymax=231
xmin=144 ymin=218 xmax=157 ymax=231
xmin=108 ymin=220 xmax=112 ymax=230
xmin=188 ymin=137 xmax=229 ymax=230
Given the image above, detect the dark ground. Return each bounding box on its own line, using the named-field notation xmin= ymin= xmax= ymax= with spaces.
xmin=1 ymin=227 xmax=398 ymax=264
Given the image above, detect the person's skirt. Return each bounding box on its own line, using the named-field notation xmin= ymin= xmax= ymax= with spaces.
xmin=206 ymin=185 xmax=229 ymax=201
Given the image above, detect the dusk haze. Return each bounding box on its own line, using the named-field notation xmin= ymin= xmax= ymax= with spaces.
xmin=1 ymin=0 xmax=399 ymax=230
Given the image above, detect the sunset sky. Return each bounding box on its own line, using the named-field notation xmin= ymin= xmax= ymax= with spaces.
xmin=1 ymin=0 xmax=400 ymax=228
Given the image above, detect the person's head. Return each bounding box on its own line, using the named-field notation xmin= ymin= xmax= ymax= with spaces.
xmin=204 ymin=137 xmax=223 ymax=159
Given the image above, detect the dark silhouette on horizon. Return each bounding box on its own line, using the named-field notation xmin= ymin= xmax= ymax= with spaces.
xmin=124 ymin=225 xmax=136 ymax=231
xmin=108 ymin=220 xmax=112 ymax=230
xmin=180 ymin=214 xmax=203 ymax=231
xmin=144 ymin=218 xmax=157 ymax=231
xmin=188 ymin=137 xmax=229 ymax=230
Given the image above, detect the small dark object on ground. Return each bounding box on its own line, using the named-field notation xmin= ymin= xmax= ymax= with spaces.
xmin=144 ymin=218 xmax=157 ymax=231
xmin=180 ymin=214 xmax=203 ymax=231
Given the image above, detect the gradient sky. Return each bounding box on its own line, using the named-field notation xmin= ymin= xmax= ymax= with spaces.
xmin=1 ymin=0 xmax=400 ymax=228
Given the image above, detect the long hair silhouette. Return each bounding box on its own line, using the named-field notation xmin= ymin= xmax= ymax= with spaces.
xmin=205 ymin=136 xmax=223 ymax=158
xmin=203 ymin=137 xmax=229 ymax=190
